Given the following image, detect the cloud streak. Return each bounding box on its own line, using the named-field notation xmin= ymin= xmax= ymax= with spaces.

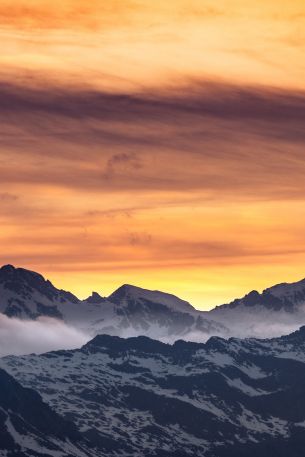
xmin=0 ymin=80 xmax=305 ymax=199
xmin=1 ymin=0 xmax=305 ymax=306
xmin=1 ymin=80 xmax=305 ymax=122
xmin=0 ymin=78 xmax=305 ymax=309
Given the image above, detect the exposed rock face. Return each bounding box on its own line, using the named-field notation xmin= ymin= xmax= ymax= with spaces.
xmin=0 ymin=367 xmax=89 ymax=457
xmin=0 ymin=264 xmax=78 ymax=320
xmin=0 ymin=265 xmax=227 ymax=342
xmin=2 ymin=264 xmax=305 ymax=341
xmin=3 ymin=328 xmax=305 ymax=456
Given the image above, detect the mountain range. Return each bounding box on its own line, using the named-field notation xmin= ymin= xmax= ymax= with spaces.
xmin=1 ymin=264 xmax=305 ymax=341
xmin=2 ymin=264 xmax=305 ymax=455
xmin=209 ymin=277 xmax=305 ymax=337
xmin=2 ymin=327 xmax=305 ymax=455
xmin=0 ymin=264 xmax=225 ymax=342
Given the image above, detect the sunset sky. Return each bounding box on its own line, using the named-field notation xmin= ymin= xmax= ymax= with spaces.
xmin=1 ymin=0 xmax=305 ymax=308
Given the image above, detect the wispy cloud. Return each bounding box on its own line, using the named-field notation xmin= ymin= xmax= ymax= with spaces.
xmin=0 ymin=314 xmax=89 ymax=357
xmin=1 ymin=1 xmax=305 ymax=306
xmin=0 ymin=80 xmax=305 ymax=199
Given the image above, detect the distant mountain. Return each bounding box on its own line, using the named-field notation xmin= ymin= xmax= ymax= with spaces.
xmin=0 ymin=367 xmax=90 ymax=457
xmin=0 ymin=265 xmax=226 ymax=342
xmin=0 ymin=264 xmax=79 ymax=319
xmin=2 ymin=264 xmax=305 ymax=341
xmin=3 ymin=328 xmax=305 ymax=456
xmin=213 ymin=278 xmax=305 ymax=312
xmin=108 ymin=284 xmax=194 ymax=313
xmin=103 ymin=283 xmax=224 ymax=340
xmin=209 ymin=277 xmax=305 ymax=337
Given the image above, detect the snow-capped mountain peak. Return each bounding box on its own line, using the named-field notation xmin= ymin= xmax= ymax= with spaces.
xmin=3 ymin=264 xmax=305 ymax=343
xmin=108 ymin=283 xmax=194 ymax=313
xmin=264 ymin=277 xmax=305 ymax=302
xmin=0 ymin=264 xmax=79 ymax=319
xmin=207 ymin=276 xmax=305 ymax=339
xmin=211 ymin=277 xmax=305 ymax=314
xmin=0 ymin=265 xmax=226 ymax=342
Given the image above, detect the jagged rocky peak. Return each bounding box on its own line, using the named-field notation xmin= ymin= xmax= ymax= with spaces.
xmin=213 ymin=276 xmax=305 ymax=314
xmin=0 ymin=263 xmax=50 ymax=287
xmin=0 ymin=264 xmax=226 ymax=340
xmin=108 ymin=283 xmax=195 ymax=313
xmin=85 ymin=291 xmax=105 ymax=304
xmin=0 ymin=264 xmax=79 ymax=303
xmin=0 ymin=264 xmax=53 ymax=296
xmin=0 ymin=264 xmax=43 ymax=282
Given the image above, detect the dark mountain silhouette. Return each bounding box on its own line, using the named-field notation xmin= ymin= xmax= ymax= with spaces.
xmin=3 ymin=327 xmax=305 ymax=455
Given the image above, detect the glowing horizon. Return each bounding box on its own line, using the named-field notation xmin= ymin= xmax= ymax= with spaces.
xmin=1 ymin=0 xmax=305 ymax=309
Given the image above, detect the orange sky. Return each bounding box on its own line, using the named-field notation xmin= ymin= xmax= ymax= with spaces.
xmin=0 ymin=0 xmax=305 ymax=308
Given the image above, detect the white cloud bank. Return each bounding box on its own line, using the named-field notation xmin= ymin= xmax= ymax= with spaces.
xmin=0 ymin=312 xmax=302 ymax=358
xmin=0 ymin=313 xmax=90 ymax=357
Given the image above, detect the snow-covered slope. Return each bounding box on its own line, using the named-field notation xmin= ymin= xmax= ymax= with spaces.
xmin=0 ymin=265 xmax=227 ymax=342
xmin=3 ymin=328 xmax=305 ymax=456
xmin=208 ymin=278 xmax=305 ymax=337
xmin=213 ymin=277 xmax=305 ymax=312
xmin=0 ymin=264 xmax=79 ymax=319
xmin=109 ymin=284 xmax=194 ymax=313
xmin=0 ymin=367 xmax=90 ymax=457
xmin=97 ymin=283 xmax=226 ymax=341
xmin=2 ymin=264 xmax=305 ymax=341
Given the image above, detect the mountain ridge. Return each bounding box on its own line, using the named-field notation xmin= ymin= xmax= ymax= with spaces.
xmin=0 ymin=264 xmax=226 ymax=342
xmin=0 ymin=366 xmax=90 ymax=457
xmin=3 ymin=326 xmax=305 ymax=456
xmin=213 ymin=276 xmax=305 ymax=312
xmin=1 ymin=264 xmax=305 ymax=340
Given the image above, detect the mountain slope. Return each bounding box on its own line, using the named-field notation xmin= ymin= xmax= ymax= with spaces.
xmin=0 ymin=264 xmax=79 ymax=320
xmin=101 ymin=283 xmax=226 ymax=341
xmin=0 ymin=265 xmax=227 ymax=342
xmin=2 ymin=263 xmax=305 ymax=341
xmin=208 ymin=277 xmax=305 ymax=337
xmin=0 ymin=367 xmax=92 ymax=457
xmin=213 ymin=277 xmax=305 ymax=312
xmin=109 ymin=284 xmax=194 ymax=313
xmin=3 ymin=328 xmax=305 ymax=456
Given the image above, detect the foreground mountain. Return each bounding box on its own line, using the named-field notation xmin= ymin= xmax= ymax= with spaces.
xmin=209 ymin=277 xmax=305 ymax=337
xmin=3 ymin=328 xmax=305 ymax=456
xmin=0 ymin=264 xmax=226 ymax=342
xmin=0 ymin=367 xmax=91 ymax=457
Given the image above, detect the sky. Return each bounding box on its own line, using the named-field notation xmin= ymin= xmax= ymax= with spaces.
xmin=0 ymin=0 xmax=305 ymax=309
